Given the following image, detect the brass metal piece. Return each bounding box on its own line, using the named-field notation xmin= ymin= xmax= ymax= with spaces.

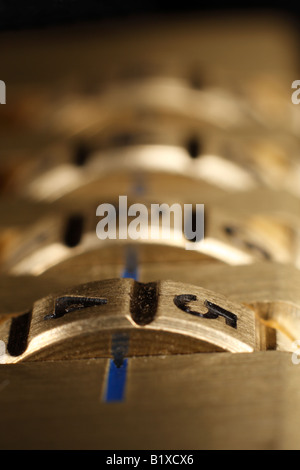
xmin=0 ymin=12 xmax=300 ymax=450
xmin=1 ymin=189 xmax=300 ymax=274
xmin=0 ymin=352 xmax=300 ymax=450
xmin=0 ymin=278 xmax=259 ymax=362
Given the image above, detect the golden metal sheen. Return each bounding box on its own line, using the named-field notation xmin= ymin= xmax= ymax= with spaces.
xmin=0 ymin=12 xmax=299 ymax=450
xmin=0 ymin=278 xmax=260 ymax=362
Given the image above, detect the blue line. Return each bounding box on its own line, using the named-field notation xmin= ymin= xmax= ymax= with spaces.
xmin=121 ymin=245 xmax=139 ymax=281
xmin=104 ymin=359 xmax=128 ymax=402
xmin=104 ymin=246 xmax=138 ymax=403
xmin=121 ymin=267 xmax=139 ymax=280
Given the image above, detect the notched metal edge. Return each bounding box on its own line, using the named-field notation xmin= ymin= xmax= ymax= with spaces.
xmin=130 ymin=281 xmax=158 ymax=326
xmin=7 ymin=310 xmax=32 ymax=357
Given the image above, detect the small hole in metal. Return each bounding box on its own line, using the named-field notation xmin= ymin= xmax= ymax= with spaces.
xmin=186 ymin=137 xmax=202 ymax=159
xmin=63 ymin=214 xmax=84 ymax=247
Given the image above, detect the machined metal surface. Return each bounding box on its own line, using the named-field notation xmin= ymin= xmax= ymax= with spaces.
xmin=0 ymin=12 xmax=300 ymax=450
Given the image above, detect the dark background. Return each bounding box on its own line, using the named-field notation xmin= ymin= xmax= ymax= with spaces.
xmin=0 ymin=1 xmax=299 ymax=31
